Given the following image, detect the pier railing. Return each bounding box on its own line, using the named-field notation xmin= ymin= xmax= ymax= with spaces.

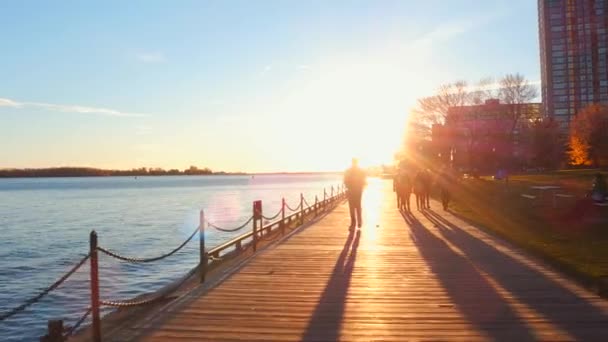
xmin=0 ymin=185 xmax=346 ymax=341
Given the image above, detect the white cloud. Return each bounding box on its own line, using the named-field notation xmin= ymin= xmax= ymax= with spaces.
xmin=465 ymin=79 xmax=542 ymax=93
xmin=135 ymin=52 xmax=165 ymax=63
xmin=412 ymin=21 xmax=473 ymax=47
xmin=410 ymin=12 xmax=501 ymax=50
xmin=0 ymin=97 xmax=148 ymax=117
xmin=0 ymin=98 xmax=20 ymax=107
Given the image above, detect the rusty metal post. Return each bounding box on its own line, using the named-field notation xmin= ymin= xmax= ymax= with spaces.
xmin=89 ymin=231 xmax=101 ymax=342
xmin=281 ymin=198 xmax=286 ymax=235
xmin=300 ymin=193 xmax=304 ymax=225
xmin=199 ymin=210 xmax=207 ymax=283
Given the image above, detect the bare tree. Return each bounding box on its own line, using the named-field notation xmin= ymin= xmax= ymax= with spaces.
xmin=415 ymin=80 xmax=470 ymax=124
xmin=470 ymin=77 xmax=499 ymax=105
xmin=404 ymin=74 xmax=539 ymax=170
xmin=498 ymin=73 xmax=540 ymax=134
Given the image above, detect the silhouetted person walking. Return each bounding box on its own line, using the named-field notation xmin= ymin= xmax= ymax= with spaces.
xmin=437 ymin=166 xmax=452 ymax=210
xmin=414 ymin=170 xmax=425 ymax=211
xmin=344 ymin=158 xmax=366 ymax=229
xmin=422 ymin=169 xmax=431 ymax=209
xmin=393 ymin=173 xmax=401 ymax=209
xmin=398 ymin=170 xmax=412 ymax=212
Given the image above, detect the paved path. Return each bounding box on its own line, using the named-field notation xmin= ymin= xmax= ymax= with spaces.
xmin=129 ymin=180 xmax=608 ymax=341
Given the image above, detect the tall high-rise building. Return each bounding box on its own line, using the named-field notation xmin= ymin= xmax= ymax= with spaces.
xmin=538 ymin=0 xmax=608 ymax=131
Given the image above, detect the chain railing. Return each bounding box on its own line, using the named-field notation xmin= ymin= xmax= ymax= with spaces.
xmin=63 ymin=308 xmax=91 ymax=339
xmin=285 ymin=200 xmax=302 ymax=212
xmin=207 ymin=216 xmax=254 ymax=233
xmin=97 ymin=225 xmax=200 ymax=263
xmin=5 ymin=184 xmax=346 ymax=342
xmin=262 ymin=207 xmax=283 ymax=221
xmin=0 ymin=253 xmax=90 ymax=322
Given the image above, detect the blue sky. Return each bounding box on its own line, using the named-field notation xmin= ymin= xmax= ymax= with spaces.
xmin=0 ymin=0 xmax=540 ymax=172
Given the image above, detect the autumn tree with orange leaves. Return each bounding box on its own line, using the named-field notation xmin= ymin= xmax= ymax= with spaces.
xmin=568 ymin=104 xmax=608 ymax=167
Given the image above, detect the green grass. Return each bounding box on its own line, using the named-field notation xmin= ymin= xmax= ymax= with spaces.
xmin=446 ymin=169 xmax=608 ymax=281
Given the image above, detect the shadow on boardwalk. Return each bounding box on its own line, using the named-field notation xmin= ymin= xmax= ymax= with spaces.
xmin=301 ymin=229 xmax=360 ymax=342
xmin=421 ymin=209 xmax=608 ymax=341
xmin=402 ymin=210 xmax=536 ymax=341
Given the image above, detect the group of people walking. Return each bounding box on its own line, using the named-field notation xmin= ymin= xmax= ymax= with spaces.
xmin=393 ymin=166 xmax=453 ymax=212
xmin=343 ymin=158 xmax=455 ymax=230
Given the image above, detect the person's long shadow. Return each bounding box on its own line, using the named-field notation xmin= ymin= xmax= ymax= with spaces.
xmin=402 ymin=210 xmax=535 ymax=341
xmin=424 ymin=209 xmax=608 ymax=340
xmin=301 ymin=229 xmax=360 ymax=342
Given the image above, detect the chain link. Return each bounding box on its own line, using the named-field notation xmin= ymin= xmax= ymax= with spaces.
xmin=63 ymin=307 xmax=91 ymax=338
xmin=262 ymin=207 xmax=282 ymax=221
xmin=0 ymin=253 xmax=90 ymax=321
xmin=100 ymin=296 xmax=163 ymax=308
xmin=302 ymin=197 xmax=312 ymax=208
xmin=97 ymin=225 xmax=199 ymax=263
xmin=207 ymin=216 xmax=253 ymax=233
xmin=285 ymin=201 xmax=302 ymax=212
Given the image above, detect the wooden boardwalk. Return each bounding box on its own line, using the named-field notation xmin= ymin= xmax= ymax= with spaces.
xmin=121 ymin=180 xmax=607 ymax=341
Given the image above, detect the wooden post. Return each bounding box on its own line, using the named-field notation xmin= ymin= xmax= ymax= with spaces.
xmin=40 ymin=320 xmax=64 ymax=342
xmin=281 ymin=198 xmax=286 ymax=235
xmin=89 ymin=231 xmax=101 ymax=342
xmin=331 ymin=186 xmax=334 ymax=198
xmin=261 ymin=205 xmax=265 ymax=236
xmin=315 ymin=195 xmax=318 ymax=216
xmin=300 ymin=193 xmax=304 ymax=225
xmin=199 ymin=210 xmax=207 ymax=283
xmin=253 ymin=202 xmax=258 ymax=252
xmin=253 ymin=200 xmax=262 ymax=251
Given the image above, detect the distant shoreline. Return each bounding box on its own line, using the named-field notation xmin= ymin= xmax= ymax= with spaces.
xmin=0 ymin=167 xmax=344 ymax=178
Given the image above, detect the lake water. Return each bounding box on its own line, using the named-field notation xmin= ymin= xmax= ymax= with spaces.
xmin=0 ymin=174 xmax=342 ymax=341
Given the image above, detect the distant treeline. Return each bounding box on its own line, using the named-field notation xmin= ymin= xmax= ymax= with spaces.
xmin=0 ymin=166 xmax=246 ymax=178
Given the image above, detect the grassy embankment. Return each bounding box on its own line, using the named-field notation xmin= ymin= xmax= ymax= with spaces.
xmin=447 ymin=169 xmax=608 ymax=285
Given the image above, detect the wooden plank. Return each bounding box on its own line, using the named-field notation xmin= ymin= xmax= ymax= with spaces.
xmin=118 ymin=181 xmax=608 ymax=342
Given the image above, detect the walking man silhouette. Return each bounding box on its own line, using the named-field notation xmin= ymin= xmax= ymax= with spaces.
xmin=344 ymin=158 xmax=367 ymax=229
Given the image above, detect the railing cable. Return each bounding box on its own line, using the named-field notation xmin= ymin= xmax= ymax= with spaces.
xmin=97 ymin=225 xmax=199 ymax=263
xmin=0 ymin=253 xmax=90 ymax=321
xmin=262 ymin=207 xmax=282 ymax=221
xmin=63 ymin=307 xmax=91 ymax=338
xmin=207 ymin=216 xmax=253 ymax=233
xmin=100 ymin=264 xmax=198 ymax=308
xmin=302 ymin=196 xmax=312 ymax=208
xmin=285 ymin=201 xmax=301 ymax=212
